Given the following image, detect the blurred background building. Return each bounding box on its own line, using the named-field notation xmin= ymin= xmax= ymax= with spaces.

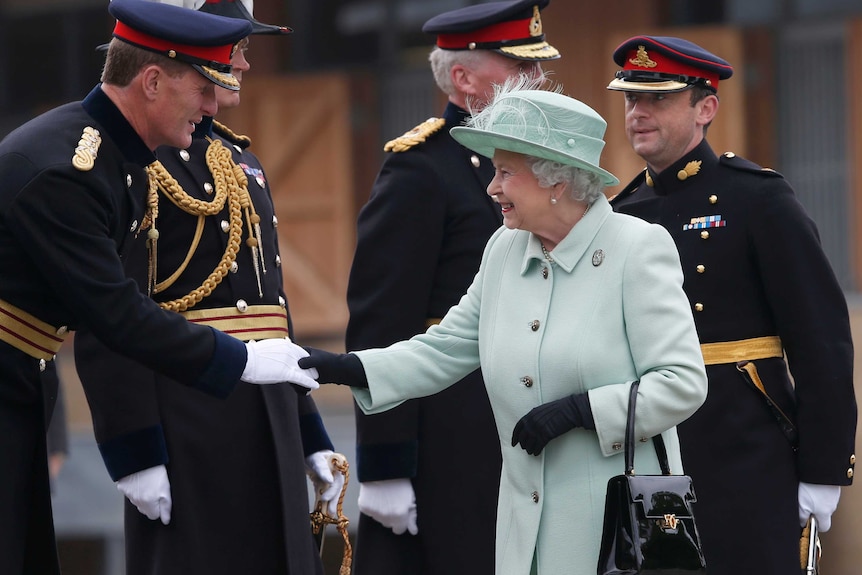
xmin=3 ymin=0 xmax=861 ymax=573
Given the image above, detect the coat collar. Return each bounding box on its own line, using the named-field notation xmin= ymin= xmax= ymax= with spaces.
xmin=82 ymin=84 xmax=156 ymax=167
xmin=646 ymin=139 xmax=718 ymax=196
xmin=521 ymin=194 xmax=612 ymax=275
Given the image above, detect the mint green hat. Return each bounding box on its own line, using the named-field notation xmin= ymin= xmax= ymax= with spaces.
xmin=451 ymin=88 xmax=619 ymax=186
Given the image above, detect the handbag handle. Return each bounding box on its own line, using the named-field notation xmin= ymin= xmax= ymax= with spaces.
xmin=624 ymin=380 xmax=672 ymax=476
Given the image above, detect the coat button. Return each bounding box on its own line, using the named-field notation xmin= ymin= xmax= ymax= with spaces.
xmin=126 ymin=174 xmax=133 ymax=188
xmin=471 ymin=155 xmax=481 ymax=168
xmin=278 ymin=296 xmax=286 ymax=308
xmin=221 ymin=220 xmax=230 ymax=233
xmin=851 ymin=454 xmax=856 ymax=465
xmin=696 ymin=264 xmax=705 ymax=273
xmin=236 ymin=299 xmax=248 ymax=312
xmin=520 ymin=376 xmax=533 ymax=388
xmin=272 ymin=215 xmax=279 ymax=227
xmin=542 ymin=267 xmax=548 ymax=279
xmin=694 ymin=303 xmax=704 ymax=312
xmin=531 ymin=491 xmax=539 ymax=503
xmin=639 ymin=437 xmax=648 ymax=443
xmin=230 ymin=261 xmax=239 ymax=273
xmin=529 ymin=320 xmax=540 ymax=332
xmin=701 ymin=231 xmax=710 ymax=240
xmin=233 ymin=144 xmax=243 ymax=153
xmin=203 ymin=182 xmax=213 ymax=194
xmin=39 ymin=358 xmax=47 ymax=372
xmin=709 ymin=194 xmax=718 ymax=204
xmin=848 ymin=468 xmax=854 ymax=479
xmin=612 ymin=442 xmax=622 ymax=451
xmin=275 ymin=254 xmax=282 ymax=267
xmin=179 ymin=149 xmax=190 ymax=162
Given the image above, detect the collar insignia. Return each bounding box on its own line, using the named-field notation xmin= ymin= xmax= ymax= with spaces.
xmin=677 ymin=160 xmax=702 ymax=181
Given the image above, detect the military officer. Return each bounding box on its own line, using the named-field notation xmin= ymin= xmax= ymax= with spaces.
xmin=608 ymin=35 xmax=856 ymax=575
xmin=344 ymin=1 xmax=559 ymax=573
xmin=74 ymin=2 xmax=341 ymax=574
xmin=0 ymin=1 xmax=316 ymax=573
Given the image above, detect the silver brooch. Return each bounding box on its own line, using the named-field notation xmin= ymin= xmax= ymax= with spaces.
xmin=592 ymin=249 xmax=604 ymax=267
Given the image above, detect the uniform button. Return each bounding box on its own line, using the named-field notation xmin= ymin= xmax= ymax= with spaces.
xmin=233 ymin=144 xmax=243 ymax=153
xmin=56 ymin=326 xmax=68 ymax=336
xmin=529 ymin=320 xmax=540 ymax=332
xmin=256 ymin=176 xmax=265 ymax=188
xmin=694 ymin=303 xmax=704 ymax=312
xmin=639 ymin=437 xmax=648 ymax=443
xmin=278 ymin=296 xmax=286 ymax=308
xmin=203 ymin=182 xmax=214 ymax=194
xmin=275 ymin=254 xmax=282 ymax=267
xmin=542 ymin=267 xmax=548 ymax=279
xmin=230 ymin=261 xmax=239 ymax=273
xmin=709 ymin=194 xmax=718 ymax=204
xmin=126 ymin=174 xmax=133 ymax=188
xmin=848 ymin=468 xmax=854 ymax=479
xmin=701 ymin=231 xmax=710 ymax=240
xmin=272 ymin=215 xmax=279 ymax=227
xmin=220 ymin=220 xmax=230 ymax=233
xmin=851 ymin=454 xmax=856 ymax=465
xmin=470 ymin=155 xmax=481 ymax=168
xmin=696 ymin=264 xmax=705 ymax=273
xmin=179 ymin=149 xmax=190 ymax=162
xmin=39 ymin=358 xmax=47 ymax=372
xmin=130 ymin=220 xmax=138 ymax=233
xmin=236 ymin=299 xmax=248 ymax=312
xmin=612 ymin=442 xmax=622 ymax=451
xmin=520 ymin=376 xmax=533 ymax=388
xmin=724 ymin=152 xmax=736 ymax=158
xmin=531 ymin=491 xmax=539 ymax=503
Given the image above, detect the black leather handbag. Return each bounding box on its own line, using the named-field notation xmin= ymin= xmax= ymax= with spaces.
xmin=597 ymin=381 xmax=707 ymax=575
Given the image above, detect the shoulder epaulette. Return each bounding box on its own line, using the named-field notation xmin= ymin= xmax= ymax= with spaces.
xmin=719 ymin=151 xmax=783 ymax=177
xmin=213 ymin=120 xmax=251 ymax=149
xmin=383 ymin=117 xmax=446 ymax=153
xmin=71 ymin=126 xmax=101 ymax=171
xmin=609 ymin=169 xmax=647 ymax=205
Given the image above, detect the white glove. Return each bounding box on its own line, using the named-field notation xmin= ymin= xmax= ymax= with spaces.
xmin=358 ymin=478 xmax=418 ymax=535
xmin=116 ymin=464 xmax=172 ymax=525
xmin=798 ymin=482 xmax=841 ymax=531
xmin=241 ymin=338 xmax=319 ymax=389
xmin=305 ymin=450 xmax=346 ymax=517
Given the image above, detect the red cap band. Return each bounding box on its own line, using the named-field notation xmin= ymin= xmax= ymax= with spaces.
xmin=113 ymin=20 xmax=233 ymax=66
xmin=436 ymin=17 xmax=534 ymax=50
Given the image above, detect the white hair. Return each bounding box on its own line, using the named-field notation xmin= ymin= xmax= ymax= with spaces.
xmin=428 ymin=47 xmax=490 ymax=97
xmin=527 ymin=158 xmax=606 ymax=204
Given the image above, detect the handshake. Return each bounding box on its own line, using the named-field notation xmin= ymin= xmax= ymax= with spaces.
xmin=240 ymin=339 xmax=368 ymax=389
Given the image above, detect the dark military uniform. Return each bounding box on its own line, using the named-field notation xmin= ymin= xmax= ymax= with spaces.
xmin=611 ymin=139 xmax=857 ymax=575
xmin=75 ymin=118 xmax=329 ymax=575
xmin=0 ymin=86 xmax=246 ymax=575
xmin=346 ymin=102 xmax=503 ymax=575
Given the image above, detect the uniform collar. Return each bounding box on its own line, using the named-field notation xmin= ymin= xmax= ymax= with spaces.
xmin=646 ymin=139 xmax=717 ymax=195
xmin=521 ymin=195 xmax=612 ymax=274
xmin=81 ymin=84 xmax=156 ymax=167
xmin=443 ymin=101 xmax=472 ymax=128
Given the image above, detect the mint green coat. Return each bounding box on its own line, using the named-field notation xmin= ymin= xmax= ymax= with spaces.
xmin=353 ymin=196 xmax=707 ymax=575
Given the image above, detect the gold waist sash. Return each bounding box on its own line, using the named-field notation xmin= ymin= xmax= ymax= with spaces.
xmin=182 ymin=305 xmax=289 ymax=342
xmin=0 ymin=298 xmax=66 ymax=360
xmin=700 ymin=336 xmax=783 ymax=366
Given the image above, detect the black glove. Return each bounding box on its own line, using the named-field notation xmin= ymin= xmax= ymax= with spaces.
xmin=298 ymin=347 xmax=369 ymax=388
xmin=511 ymin=393 xmax=594 ymax=455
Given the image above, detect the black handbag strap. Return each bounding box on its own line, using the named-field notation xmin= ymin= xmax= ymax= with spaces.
xmin=624 ymin=380 xmax=672 ymax=476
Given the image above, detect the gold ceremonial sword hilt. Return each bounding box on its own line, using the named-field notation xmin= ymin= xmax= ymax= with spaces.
xmin=310 ymin=453 xmax=352 ymax=575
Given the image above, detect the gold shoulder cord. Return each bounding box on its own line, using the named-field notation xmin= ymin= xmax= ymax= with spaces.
xmin=142 ymin=137 xmax=266 ymax=312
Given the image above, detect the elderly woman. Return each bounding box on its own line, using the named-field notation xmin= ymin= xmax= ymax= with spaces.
xmin=299 ymin=81 xmax=707 ymax=575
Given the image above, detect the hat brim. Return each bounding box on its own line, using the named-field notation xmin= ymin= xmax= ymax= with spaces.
xmin=498 ymin=41 xmax=561 ymax=61
xmin=193 ymin=64 xmax=240 ymax=91
xmin=606 ymin=77 xmax=692 ymax=93
xmin=450 ymin=126 xmax=619 ymax=186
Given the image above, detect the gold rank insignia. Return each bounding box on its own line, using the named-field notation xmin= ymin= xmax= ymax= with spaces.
xmin=384 ymin=117 xmax=446 ymax=153
xmin=677 ymin=160 xmax=702 ymax=181
xmin=629 ymin=46 xmax=657 ymax=69
xmin=72 ymin=126 xmax=101 ymax=171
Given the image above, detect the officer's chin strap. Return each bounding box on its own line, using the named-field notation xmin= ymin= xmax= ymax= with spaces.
xmin=310 ymin=453 xmax=352 ymax=575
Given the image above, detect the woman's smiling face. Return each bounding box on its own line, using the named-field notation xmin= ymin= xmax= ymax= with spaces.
xmin=487 ymin=149 xmax=548 ymax=232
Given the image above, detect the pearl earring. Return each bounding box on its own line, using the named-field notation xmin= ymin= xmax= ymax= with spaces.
xmin=550 ymin=197 xmax=558 ymax=205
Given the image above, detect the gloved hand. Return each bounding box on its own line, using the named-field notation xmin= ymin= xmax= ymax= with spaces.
xmin=305 ymin=450 xmax=346 ymax=517
xmin=298 ymin=347 xmax=368 ymax=388
xmin=511 ymin=393 xmax=593 ymax=455
xmin=116 ymin=464 xmax=172 ymax=525
xmin=358 ymin=478 xmax=418 ymax=535
xmin=241 ymin=338 xmax=320 ymax=389
xmin=798 ymin=482 xmax=841 ymax=531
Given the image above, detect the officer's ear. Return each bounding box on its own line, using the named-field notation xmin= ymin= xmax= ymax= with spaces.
xmin=695 ymin=93 xmax=719 ymax=128
xmin=140 ymin=65 xmax=164 ymax=101
xmin=450 ymin=64 xmax=471 ymax=94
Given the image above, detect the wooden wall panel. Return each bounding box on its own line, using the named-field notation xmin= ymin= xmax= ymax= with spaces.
xmin=218 ymin=74 xmax=354 ymax=338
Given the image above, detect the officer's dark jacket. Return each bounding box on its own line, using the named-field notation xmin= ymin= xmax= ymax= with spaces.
xmin=611 ymin=139 xmax=856 ymax=574
xmin=0 ymin=85 xmax=244 ymax=396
